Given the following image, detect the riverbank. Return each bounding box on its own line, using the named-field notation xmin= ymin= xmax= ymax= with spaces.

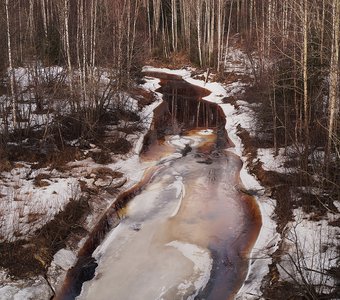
xmin=0 ymin=77 xmax=164 ymax=298
xmin=150 ymin=64 xmax=339 ymax=299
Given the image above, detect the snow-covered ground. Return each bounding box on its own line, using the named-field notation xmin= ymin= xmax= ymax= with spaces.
xmin=0 ymin=166 xmax=80 ymax=242
xmin=0 ymin=75 xmax=163 ymax=298
xmin=278 ymin=209 xmax=339 ymax=295
xmin=224 ymin=46 xmax=258 ymax=76
xmin=0 ymin=92 xmax=161 ymax=243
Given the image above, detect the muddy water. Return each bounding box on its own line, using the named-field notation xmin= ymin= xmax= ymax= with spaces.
xmin=76 ymin=74 xmax=261 ymax=300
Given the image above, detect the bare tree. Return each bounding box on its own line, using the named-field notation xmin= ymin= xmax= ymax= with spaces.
xmin=326 ymin=0 xmax=340 ymax=165
xmin=5 ymin=0 xmax=16 ymax=128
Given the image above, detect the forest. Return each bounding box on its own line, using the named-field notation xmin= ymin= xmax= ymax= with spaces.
xmin=0 ymin=0 xmax=339 ymax=299
xmin=0 ymin=0 xmax=339 ymax=194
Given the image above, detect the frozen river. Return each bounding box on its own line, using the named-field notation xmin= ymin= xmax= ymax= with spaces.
xmin=57 ymin=73 xmax=261 ymax=300
xmin=78 ymin=129 xmax=261 ymax=300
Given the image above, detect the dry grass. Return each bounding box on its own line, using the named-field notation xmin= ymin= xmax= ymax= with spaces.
xmin=129 ymin=87 xmax=156 ymax=108
xmin=91 ymin=151 xmax=113 ymax=164
xmin=104 ymin=138 xmax=132 ymax=155
xmin=91 ymin=167 xmax=123 ymax=179
xmin=146 ymin=50 xmax=191 ymax=69
xmin=34 ymin=173 xmax=51 ymax=187
xmin=0 ymin=148 xmax=12 ymax=172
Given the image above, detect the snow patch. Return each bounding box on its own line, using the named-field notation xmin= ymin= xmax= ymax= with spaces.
xmin=277 ymin=209 xmax=339 ymax=295
xmin=197 ymin=129 xmax=214 ymax=135
xmin=168 ymin=135 xmax=195 ymax=149
xmin=170 ymin=176 xmax=185 ymax=218
xmin=166 ymin=240 xmax=213 ymax=299
xmin=334 ymin=201 xmax=340 ymax=212
xmin=0 ymin=276 xmax=53 ymax=300
xmin=0 ymin=170 xmax=80 ymax=242
xmin=257 ymin=147 xmax=292 ymax=173
xmin=52 ymin=249 xmax=77 ymax=271
xmin=235 ymin=198 xmax=278 ymax=299
xmin=143 ymin=66 xmax=191 ymax=78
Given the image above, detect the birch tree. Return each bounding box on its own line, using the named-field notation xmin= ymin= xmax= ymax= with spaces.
xmin=326 ymin=0 xmax=340 ymax=163
xmin=61 ymin=0 xmax=72 ymax=76
xmin=5 ymin=0 xmax=16 ymax=128
xmin=216 ymin=0 xmax=225 ymax=72
xmin=171 ymin=0 xmax=178 ymax=52
xmin=196 ymin=0 xmax=203 ymax=66
xmin=302 ymin=0 xmax=309 ymax=157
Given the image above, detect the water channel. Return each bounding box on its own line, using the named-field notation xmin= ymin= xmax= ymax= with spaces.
xmin=56 ymin=72 xmax=261 ymax=300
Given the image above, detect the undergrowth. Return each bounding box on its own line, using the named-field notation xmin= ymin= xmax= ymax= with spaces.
xmin=0 ymin=196 xmax=89 ymax=278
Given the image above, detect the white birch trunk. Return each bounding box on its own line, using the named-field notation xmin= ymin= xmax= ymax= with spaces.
xmin=64 ymin=0 xmax=72 ymax=75
xmin=41 ymin=0 xmax=48 ymax=39
xmin=5 ymin=0 xmax=16 ymax=127
xmin=224 ymin=0 xmax=233 ymax=69
xmin=327 ymin=0 xmax=340 ymax=161
xmin=196 ymin=0 xmax=203 ymax=66
xmin=302 ymin=0 xmax=309 ymax=152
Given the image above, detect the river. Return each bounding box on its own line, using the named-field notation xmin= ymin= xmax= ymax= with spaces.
xmin=57 ymin=72 xmax=261 ymax=300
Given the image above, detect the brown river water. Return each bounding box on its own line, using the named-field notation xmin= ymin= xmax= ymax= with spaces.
xmin=55 ymin=73 xmax=261 ymax=300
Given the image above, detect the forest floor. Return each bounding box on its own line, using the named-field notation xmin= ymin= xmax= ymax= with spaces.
xmin=236 ymin=116 xmax=340 ymax=299
xmin=0 ymin=47 xmax=339 ymax=299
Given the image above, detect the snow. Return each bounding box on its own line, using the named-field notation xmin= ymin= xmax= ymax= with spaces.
xmin=78 ymin=128 xmax=237 ymax=299
xmin=2 ymin=47 xmax=337 ymax=299
xmin=1 ymin=66 xmax=71 ymax=131
xmin=133 ymin=98 xmax=162 ymax=155
xmin=278 ymin=209 xmax=339 ymax=295
xmin=12 ymin=65 xmax=65 ymax=90
xmin=0 ymin=167 xmax=80 ymax=242
xmin=197 ymin=129 xmax=214 ymax=135
xmin=235 ymin=198 xmax=279 ymax=299
xmin=0 ymin=286 xmax=19 ymax=300
xmin=0 ymin=52 xmax=271 ymax=298
xmin=143 ymin=66 xmax=190 ymax=78
xmin=257 ymin=148 xmax=288 ymax=172
xmin=224 ymin=47 xmax=254 ymax=75
xmin=143 ymin=65 xmax=228 ymax=104
xmin=169 ymin=175 xmax=185 ymax=218
xmin=52 ymin=249 xmax=77 ymax=271
xmin=156 ymin=152 xmax=183 ymax=165
xmin=12 ymin=283 xmax=52 ymax=300
xmin=142 ymin=76 xmax=161 ymax=91
xmin=334 ymin=201 xmax=340 ymax=212
xmin=0 ymin=275 xmax=53 ymax=300
xmin=166 ymin=240 xmax=213 ymax=299
xmin=168 ymin=135 xmax=197 ymax=149
xmin=186 ymin=78 xmax=227 ymax=103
